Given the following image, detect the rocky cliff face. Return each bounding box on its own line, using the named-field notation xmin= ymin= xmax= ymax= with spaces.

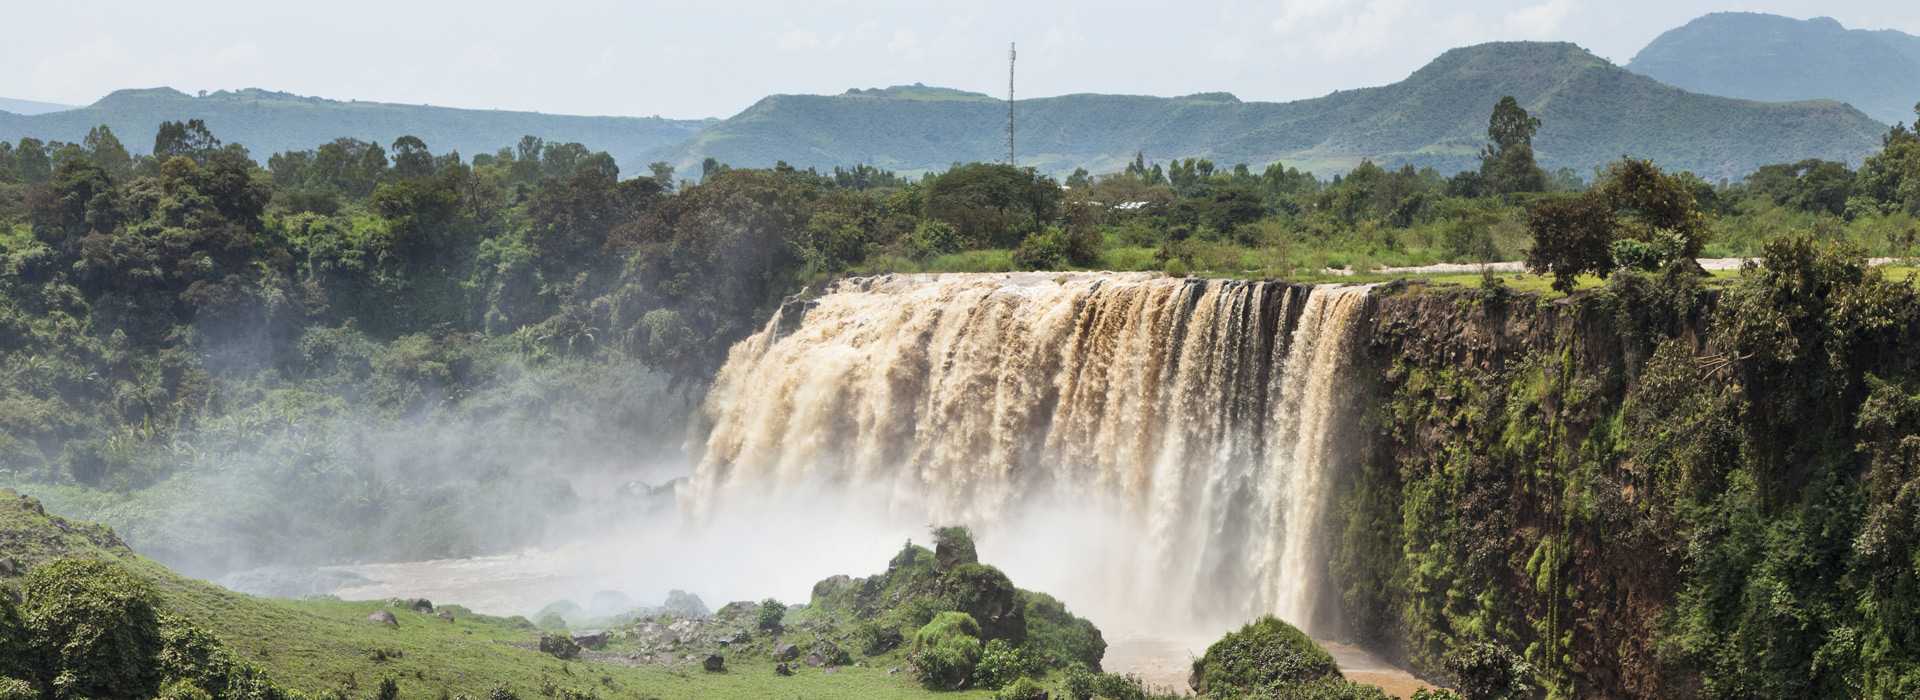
xmin=1331 ymin=259 xmax=1918 ymax=698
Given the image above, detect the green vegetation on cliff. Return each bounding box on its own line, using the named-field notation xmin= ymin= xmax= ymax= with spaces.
xmin=1330 ymin=239 xmax=1920 ymax=698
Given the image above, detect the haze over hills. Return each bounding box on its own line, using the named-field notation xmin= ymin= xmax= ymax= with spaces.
xmin=660 ymin=42 xmax=1887 ymax=181
xmin=0 ymin=96 xmax=75 ymax=115
xmin=0 ymin=87 xmax=712 ymax=175
xmin=0 ymin=39 xmax=1896 ymax=182
xmin=1628 ymin=13 xmax=1920 ymax=126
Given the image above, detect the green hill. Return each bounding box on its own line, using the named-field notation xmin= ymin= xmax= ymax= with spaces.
xmin=661 ymin=42 xmax=1887 ymax=180
xmin=1628 ymin=13 xmax=1920 ymax=126
xmin=0 ymin=87 xmax=712 ymax=174
xmin=0 ymin=490 xmax=1015 ymax=699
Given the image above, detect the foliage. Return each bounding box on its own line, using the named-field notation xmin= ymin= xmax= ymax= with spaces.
xmin=990 ymin=676 xmax=1048 ymax=700
xmin=756 ymin=598 xmax=786 ymax=632
xmin=1188 ymin=616 xmax=1339 ymax=697
xmin=972 ymin=638 xmax=1044 ymax=690
xmin=908 ymin=611 xmax=984 ymax=690
xmin=19 ymin=558 xmax=165 ymax=699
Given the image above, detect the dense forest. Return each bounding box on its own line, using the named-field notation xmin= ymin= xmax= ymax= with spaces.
xmin=0 ymin=94 xmax=1918 ymax=698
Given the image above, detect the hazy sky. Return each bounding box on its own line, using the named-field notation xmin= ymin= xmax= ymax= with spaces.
xmin=3 ymin=1 xmax=1916 ymax=119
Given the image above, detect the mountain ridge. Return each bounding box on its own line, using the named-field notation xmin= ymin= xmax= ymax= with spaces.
xmin=659 ymin=41 xmax=1886 ymax=180
xmin=1627 ymin=12 xmax=1920 ymax=125
xmin=0 ymin=86 xmax=712 ymax=175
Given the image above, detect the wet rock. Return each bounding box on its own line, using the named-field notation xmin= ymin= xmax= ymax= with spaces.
xmin=539 ymin=633 xmax=581 ymax=660
xmin=775 ymin=662 xmax=794 ymax=676
xmin=366 ymin=610 xmax=397 ymax=626
xmin=703 ymin=654 xmax=725 ymax=672
xmin=572 ymin=631 xmax=608 ymax=649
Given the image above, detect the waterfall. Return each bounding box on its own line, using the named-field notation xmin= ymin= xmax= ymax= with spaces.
xmin=686 ymin=272 xmax=1370 ymax=635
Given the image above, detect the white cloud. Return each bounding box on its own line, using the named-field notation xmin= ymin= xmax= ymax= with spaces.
xmin=1503 ymin=0 xmax=1575 ymax=38
xmin=775 ymin=29 xmax=822 ymax=51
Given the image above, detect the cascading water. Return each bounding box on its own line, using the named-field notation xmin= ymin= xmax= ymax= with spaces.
xmin=686 ymin=272 xmax=1371 ymax=635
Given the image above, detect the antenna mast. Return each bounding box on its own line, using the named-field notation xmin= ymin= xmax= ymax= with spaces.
xmin=1007 ymin=42 xmax=1016 ymax=165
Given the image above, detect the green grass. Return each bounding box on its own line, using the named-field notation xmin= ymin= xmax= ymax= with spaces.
xmin=0 ymin=490 xmax=985 ymax=699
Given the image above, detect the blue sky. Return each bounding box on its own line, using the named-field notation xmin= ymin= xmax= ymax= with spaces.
xmin=3 ymin=0 xmax=1916 ymax=119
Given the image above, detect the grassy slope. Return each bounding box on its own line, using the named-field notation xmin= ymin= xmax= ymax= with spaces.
xmin=0 ymin=489 xmax=982 ymax=699
xmin=659 ymin=42 xmax=1885 ymax=180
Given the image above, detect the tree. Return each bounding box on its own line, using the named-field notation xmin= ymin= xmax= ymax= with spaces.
xmin=1523 ymin=158 xmax=1707 ymax=291
xmin=152 ymin=120 xmax=221 ymax=163
xmin=922 ymin=163 xmax=1061 ymax=248
xmin=389 ymin=135 xmax=434 ymax=179
xmin=1523 ymin=193 xmax=1616 ymax=293
xmin=648 ymin=161 xmax=676 ymax=192
xmin=1480 ymin=97 xmax=1546 ymax=194
xmin=83 ymin=125 xmax=132 ymax=180
xmin=13 ymin=138 xmax=51 ymax=184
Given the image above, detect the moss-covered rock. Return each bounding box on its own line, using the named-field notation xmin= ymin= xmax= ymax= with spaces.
xmin=1189 ymin=616 xmax=1338 ymax=696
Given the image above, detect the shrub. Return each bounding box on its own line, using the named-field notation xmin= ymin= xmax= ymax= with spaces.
xmin=1411 ymin=689 xmax=1467 ymax=700
xmin=1189 ymin=616 xmax=1338 ymax=696
xmin=376 ymin=677 xmax=400 ymax=700
xmin=20 ymin=558 xmax=165 ymax=700
xmin=907 ymin=220 xmax=962 ymax=260
xmin=972 ymin=638 xmax=1042 ymax=690
xmin=909 ymin=611 xmax=984 ymax=690
xmin=0 ymin=588 xmax=28 ymax=681
xmin=756 ymin=599 xmax=785 ymax=632
xmin=1441 ymin=642 xmax=1534 ymax=700
xmin=1162 ymin=257 xmax=1189 ymax=278
xmin=992 ymin=676 xmax=1049 ymax=700
xmin=1013 ymin=227 xmax=1072 ymax=270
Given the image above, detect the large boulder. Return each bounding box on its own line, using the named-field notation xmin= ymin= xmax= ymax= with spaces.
xmin=773 ymin=643 xmax=800 ymax=662
xmin=366 ymin=610 xmax=397 ymax=626
xmin=539 ymin=633 xmax=581 ymax=660
xmin=703 ymin=654 xmax=726 ymax=673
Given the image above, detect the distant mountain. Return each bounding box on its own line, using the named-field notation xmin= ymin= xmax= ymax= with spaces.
xmin=0 ymin=88 xmax=713 ymax=175
xmin=661 ymin=43 xmax=1887 ymax=181
xmin=0 ymin=96 xmax=75 ymax=115
xmin=1628 ymin=13 xmax=1920 ymax=125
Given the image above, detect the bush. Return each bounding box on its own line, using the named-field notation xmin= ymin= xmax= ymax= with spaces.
xmin=756 ymin=599 xmax=785 ymax=632
xmin=20 ymin=558 xmax=165 ymax=699
xmin=1441 ymin=642 xmax=1534 ymax=700
xmin=992 ymin=676 xmax=1049 ymax=700
xmin=1013 ymin=227 xmax=1071 ymax=270
xmin=1162 ymin=257 xmax=1189 ymax=278
xmin=0 ymin=589 xmax=27 ymax=681
xmin=972 ymin=638 xmax=1042 ymax=690
xmin=909 ymin=611 xmax=984 ymax=690
xmin=1189 ymin=616 xmax=1338 ymax=696
xmin=907 ymin=220 xmax=962 ymax=260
